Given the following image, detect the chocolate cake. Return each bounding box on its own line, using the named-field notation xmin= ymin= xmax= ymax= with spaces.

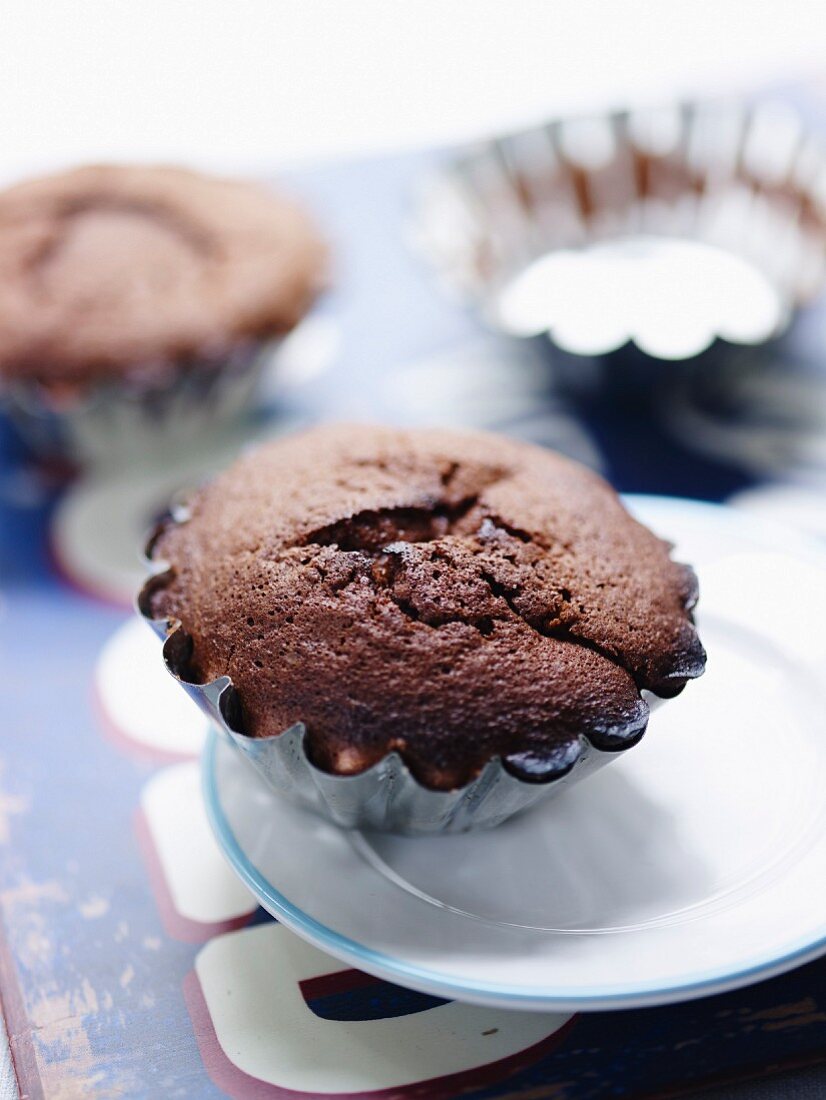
xmin=147 ymin=424 xmax=706 ymax=791
xmin=0 ymin=165 xmax=326 ymax=386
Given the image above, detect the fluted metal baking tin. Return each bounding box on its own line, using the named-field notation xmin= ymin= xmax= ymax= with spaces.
xmin=138 ymin=535 xmax=646 ymax=834
xmin=413 ymin=98 xmax=826 ymax=360
xmin=1 ymin=338 xmax=277 ymax=469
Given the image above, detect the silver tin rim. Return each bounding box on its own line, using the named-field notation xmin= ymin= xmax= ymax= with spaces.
xmin=412 ymin=98 xmax=826 ymax=360
xmin=1 ymin=337 xmax=279 ymax=468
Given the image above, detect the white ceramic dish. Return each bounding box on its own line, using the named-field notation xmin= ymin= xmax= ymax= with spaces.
xmin=203 ymin=496 xmax=826 ymax=1012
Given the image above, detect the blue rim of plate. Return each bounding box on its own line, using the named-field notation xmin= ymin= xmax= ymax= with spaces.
xmin=201 ymin=496 xmax=826 ymax=1011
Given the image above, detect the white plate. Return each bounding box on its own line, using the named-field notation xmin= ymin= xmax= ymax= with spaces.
xmin=203 ymin=497 xmax=826 ymax=1012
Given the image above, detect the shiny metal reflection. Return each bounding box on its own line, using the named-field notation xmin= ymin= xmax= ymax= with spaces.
xmin=414 ymin=99 xmax=826 ymax=360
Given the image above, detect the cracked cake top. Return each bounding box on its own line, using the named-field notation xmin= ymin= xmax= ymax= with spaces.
xmin=147 ymin=424 xmax=706 ymax=790
xmin=0 ymin=164 xmax=326 ymax=385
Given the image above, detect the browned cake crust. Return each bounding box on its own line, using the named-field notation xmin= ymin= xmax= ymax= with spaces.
xmin=0 ymin=165 xmax=326 ymax=384
xmin=148 ymin=425 xmax=706 ymax=790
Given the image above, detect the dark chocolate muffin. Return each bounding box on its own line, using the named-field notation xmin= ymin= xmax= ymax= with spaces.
xmin=0 ymin=164 xmax=326 ymax=387
xmin=147 ymin=424 xmax=705 ymax=791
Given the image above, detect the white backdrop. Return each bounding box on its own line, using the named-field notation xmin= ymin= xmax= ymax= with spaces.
xmin=1 ymin=0 xmax=825 ymax=180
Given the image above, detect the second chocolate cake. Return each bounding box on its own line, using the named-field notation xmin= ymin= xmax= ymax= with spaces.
xmin=0 ymin=164 xmax=325 ymax=388
xmin=147 ymin=424 xmax=705 ymax=792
